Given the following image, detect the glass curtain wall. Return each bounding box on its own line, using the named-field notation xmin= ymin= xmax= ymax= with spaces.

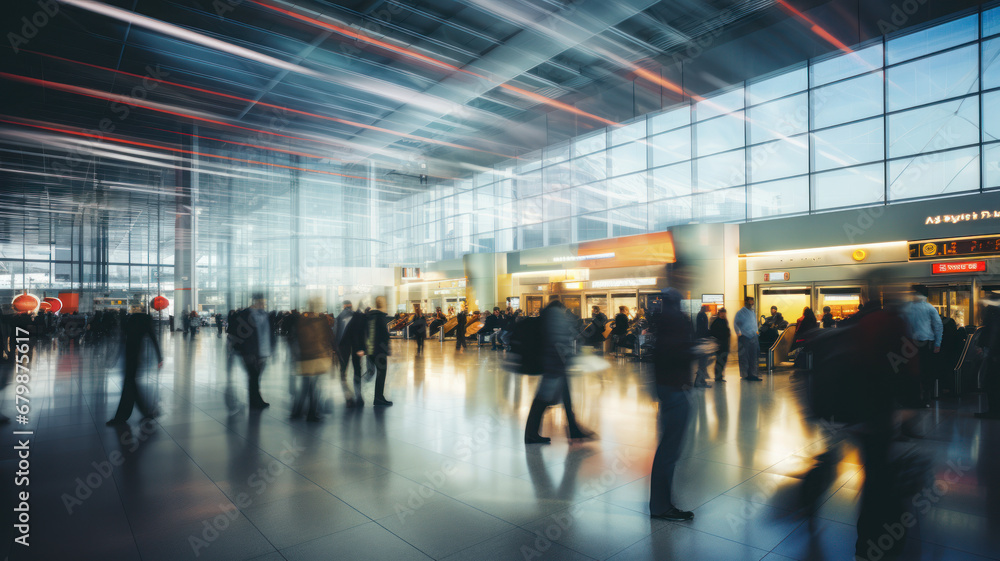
xmin=381 ymin=7 xmax=1000 ymax=267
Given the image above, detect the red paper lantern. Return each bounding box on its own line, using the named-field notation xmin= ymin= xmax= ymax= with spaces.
xmin=12 ymin=292 xmax=39 ymax=314
xmin=43 ymin=297 xmax=63 ymax=313
xmin=151 ymin=295 xmax=170 ymax=311
xmin=38 ymin=301 xmax=52 ymax=312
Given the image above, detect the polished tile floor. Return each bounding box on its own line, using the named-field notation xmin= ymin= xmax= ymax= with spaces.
xmin=1 ymin=331 xmax=998 ymax=561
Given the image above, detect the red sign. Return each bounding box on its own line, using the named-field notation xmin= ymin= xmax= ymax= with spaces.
xmin=764 ymin=272 xmax=789 ymax=282
xmin=43 ymin=297 xmax=63 ymax=313
xmin=931 ymin=260 xmax=986 ymax=274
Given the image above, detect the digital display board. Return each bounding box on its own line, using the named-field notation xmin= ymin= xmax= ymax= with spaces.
xmin=909 ymin=236 xmax=1000 ymax=260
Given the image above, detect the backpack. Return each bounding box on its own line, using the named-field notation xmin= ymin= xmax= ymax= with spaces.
xmin=507 ymin=317 xmax=545 ymax=375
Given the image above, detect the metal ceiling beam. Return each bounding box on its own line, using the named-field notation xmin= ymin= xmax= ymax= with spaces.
xmin=350 ymin=0 xmax=660 ymax=162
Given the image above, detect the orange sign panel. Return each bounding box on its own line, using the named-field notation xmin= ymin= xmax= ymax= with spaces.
xmin=576 ymin=232 xmax=676 ymax=269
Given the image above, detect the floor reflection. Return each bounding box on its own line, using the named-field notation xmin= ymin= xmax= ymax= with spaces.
xmin=0 ymin=332 xmax=997 ymax=560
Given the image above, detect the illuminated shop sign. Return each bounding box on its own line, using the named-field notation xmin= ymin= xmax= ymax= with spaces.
xmin=823 ymin=294 xmax=860 ymax=301
xmin=554 ymin=252 xmax=615 ymax=263
xmin=763 ymin=272 xmax=789 ymax=282
xmin=591 ymin=278 xmax=657 ymax=289
xmin=401 ymin=267 xmax=421 ymax=279
xmin=909 ymin=236 xmax=1000 ymax=260
xmin=931 ymin=261 xmax=986 ymax=274
xmin=701 ymin=294 xmax=724 ymax=304
xmin=925 ymin=210 xmax=1000 ymax=225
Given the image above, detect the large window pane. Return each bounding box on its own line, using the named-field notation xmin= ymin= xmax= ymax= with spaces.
xmin=608 ymin=172 xmax=647 ymax=207
xmin=544 ymin=141 xmax=570 ymax=166
xmin=748 ymin=93 xmax=808 ymax=144
xmin=887 ymin=45 xmax=978 ymax=111
xmin=572 ymin=152 xmax=607 ymax=184
xmin=750 ymin=176 xmax=809 ymax=219
xmin=543 ymin=162 xmax=572 ymax=192
xmin=650 ymin=128 xmax=691 ymax=167
xmin=810 ymin=43 xmax=883 ymax=87
xmin=695 ymin=88 xmax=744 ymax=121
xmin=749 ymin=136 xmax=809 ymax=183
xmin=748 ymin=67 xmax=807 ymax=105
xmin=696 ymin=112 xmax=745 ymax=157
xmin=887 ymin=15 xmax=977 ymax=65
xmin=693 ymin=187 xmax=747 ymax=223
xmin=576 ymin=212 xmax=608 ymax=242
xmin=650 ymin=162 xmax=692 ymax=200
xmin=521 ymin=223 xmax=544 ymax=249
xmin=547 ymin=218 xmax=572 ymax=246
xmin=812 ymin=163 xmax=885 ymax=210
xmin=888 ymin=97 xmax=979 ymax=158
xmin=573 ymin=183 xmax=607 ymax=214
xmin=982 ymin=38 xmax=1000 ymax=89
xmin=812 ymin=72 xmax=884 ymax=129
xmin=574 ymin=131 xmax=607 ymax=156
xmin=517 ymin=168 xmax=542 ymax=198
xmin=649 ymin=105 xmax=690 ymax=134
xmin=648 ymin=197 xmax=692 ymax=230
xmin=611 ymin=206 xmax=646 ymax=237
xmin=986 ymin=6 xmax=1000 ymax=38
xmin=611 ymin=119 xmax=646 ymax=146
xmin=695 ymin=149 xmax=745 ymax=191
xmin=984 ymin=143 xmax=1000 ymax=189
xmin=610 ymin=142 xmax=647 ymax=176
xmin=812 ymin=118 xmax=884 ymax=172
xmin=544 ymin=191 xmax=572 ymax=220
xmin=888 ymin=147 xmax=980 ymax=200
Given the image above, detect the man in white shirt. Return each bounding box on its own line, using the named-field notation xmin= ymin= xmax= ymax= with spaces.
xmin=734 ymin=296 xmax=762 ymax=381
xmin=905 ymin=287 xmax=943 ymax=407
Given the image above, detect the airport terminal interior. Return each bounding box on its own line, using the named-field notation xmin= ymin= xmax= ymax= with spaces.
xmin=3 ymin=0 xmax=1000 ymax=559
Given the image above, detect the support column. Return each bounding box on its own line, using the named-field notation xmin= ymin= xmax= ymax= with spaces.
xmin=174 ymin=125 xmax=198 ymax=315
xmin=290 ymin=157 xmax=301 ymax=309
xmin=464 ymin=252 xmax=498 ymax=312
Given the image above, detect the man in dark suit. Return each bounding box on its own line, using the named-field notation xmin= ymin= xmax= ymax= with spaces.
xmin=229 ymin=293 xmax=275 ymax=409
xmin=107 ymin=306 xmax=163 ymax=425
xmin=336 ymin=300 xmax=366 ymax=407
xmin=455 ymin=302 xmax=468 ymax=352
xmin=366 ymin=296 xmax=393 ymax=406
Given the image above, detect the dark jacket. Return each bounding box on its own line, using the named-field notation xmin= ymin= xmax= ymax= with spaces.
xmin=123 ymin=313 xmax=162 ymax=367
xmin=336 ymin=309 xmax=366 ymax=353
xmin=710 ymin=316 xmax=730 ymax=349
xmin=653 ymin=306 xmax=695 ymax=388
xmin=695 ymin=310 xmax=710 ymax=338
xmin=411 ymin=315 xmax=427 ymax=339
xmin=229 ymin=307 xmax=276 ymax=359
xmin=764 ymin=312 xmax=787 ymax=330
xmin=456 ymin=311 xmax=468 ymax=329
xmin=612 ymin=313 xmax=629 ymax=336
xmin=821 ymin=313 xmax=835 ymax=328
xmin=541 ymin=301 xmax=574 ymax=378
xmin=585 ymin=312 xmax=608 ymax=344
xmin=483 ymin=314 xmax=499 ymax=331
xmin=366 ymin=309 xmax=391 ymax=357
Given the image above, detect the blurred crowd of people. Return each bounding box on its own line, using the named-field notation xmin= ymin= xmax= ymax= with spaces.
xmin=2 ymin=279 xmax=998 ymax=561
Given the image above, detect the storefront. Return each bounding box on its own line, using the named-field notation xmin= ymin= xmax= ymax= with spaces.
xmin=509 ymin=231 xmax=677 ymax=318
xmin=740 ymin=193 xmax=1000 ymax=329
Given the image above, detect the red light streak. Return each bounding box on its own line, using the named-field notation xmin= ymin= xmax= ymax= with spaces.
xmin=0 ymin=118 xmax=379 ymax=181
xmin=24 ymin=50 xmax=510 ymax=158
xmin=775 ymin=0 xmax=854 ymax=54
